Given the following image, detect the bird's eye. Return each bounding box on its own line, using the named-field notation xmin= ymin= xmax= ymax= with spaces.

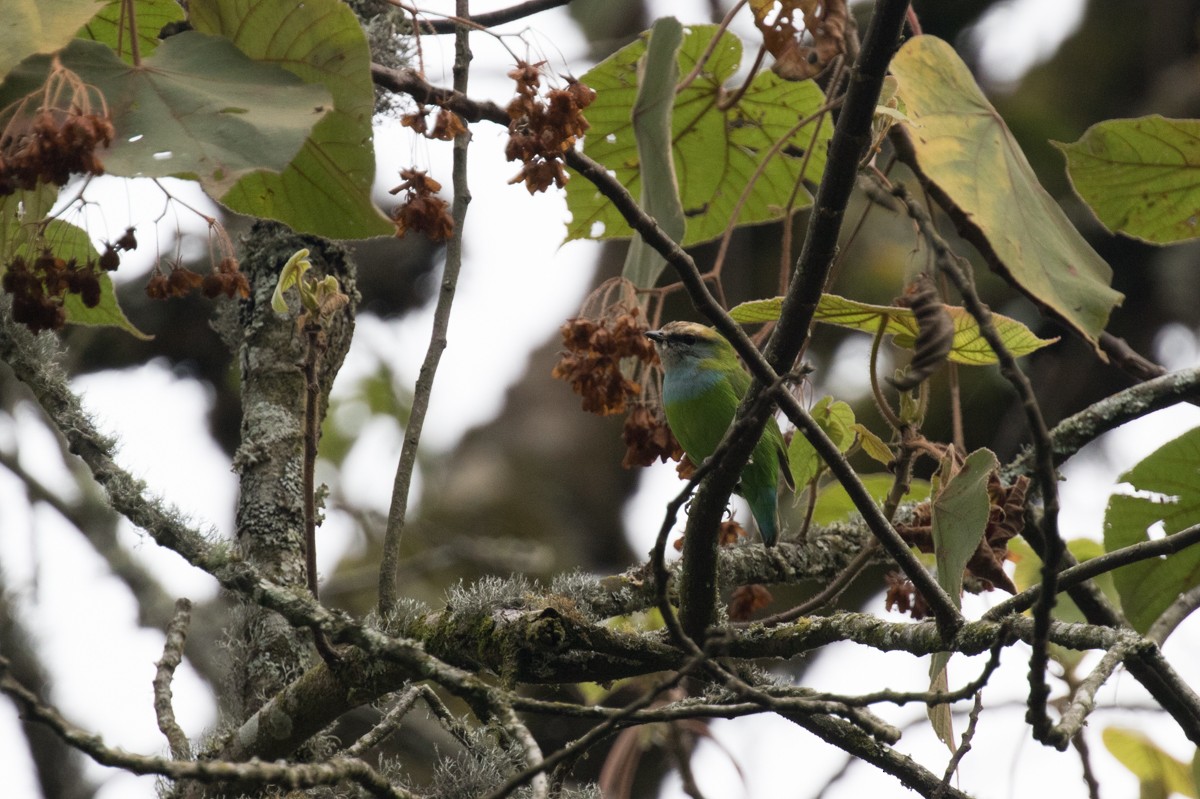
xmin=678 ymin=334 xmax=696 ymax=346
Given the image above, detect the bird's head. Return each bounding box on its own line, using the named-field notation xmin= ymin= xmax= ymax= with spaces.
xmin=644 ymin=321 xmax=735 ymax=372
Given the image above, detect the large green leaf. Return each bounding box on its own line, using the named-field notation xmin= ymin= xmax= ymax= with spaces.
xmin=191 ymin=0 xmax=393 ymax=239
xmin=75 ymin=0 xmax=186 ymax=63
xmin=0 ymin=188 xmax=148 ymax=339
xmin=730 ymin=293 xmax=1057 ymax=364
xmin=0 ymin=0 xmax=105 ymax=79
xmin=1103 ymin=426 xmax=1200 ymax=634
xmin=890 ymin=36 xmax=1122 ymax=352
xmin=0 ymin=36 xmax=331 ymax=196
xmin=567 ymin=23 xmax=832 ymax=248
xmin=1056 ymin=115 xmax=1200 ymax=245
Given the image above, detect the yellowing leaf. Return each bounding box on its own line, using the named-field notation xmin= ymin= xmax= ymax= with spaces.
xmin=890 ymin=35 xmax=1122 ymax=352
xmin=0 ymin=0 xmax=105 ymax=79
xmin=853 ymin=423 xmax=893 ymax=465
xmin=1103 ymin=727 xmax=1198 ymax=799
xmin=567 ymin=24 xmax=832 ymax=248
xmin=730 ymin=293 xmax=1057 ymax=364
xmin=1056 ymin=115 xmax=1200 ymax=244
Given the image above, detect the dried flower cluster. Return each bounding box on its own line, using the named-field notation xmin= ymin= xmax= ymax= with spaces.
xmin=673 ymin=519 xmax=747 ymax=552
xmin=3 ymin=249 xmax=109 ymax=333
xmin=729 ymin=583 xmax=774 ymax=621
xmin=202 ymin=256 xmax=251 ymax=299
xmin=147 ymin=257 xmax=248 ymax=301
xmin=553 ymin=305 xmax=684 ymax=469
xmin=621 ymin=404 xmax=682 ymax=468
xmin=887 ymin=474 xmax=1030 ymax=619
xmin=401 ymin=106 xmax=467 ymax=142
xmin=0 ymin=60 xmax=115 ymax=195
xmin=505 ymin=61 xmax=595 ymax=193
xmin=389 ymin=168 xmax=454 ymax=241
xmin=553 ymin=311 xmax=657 ymax=416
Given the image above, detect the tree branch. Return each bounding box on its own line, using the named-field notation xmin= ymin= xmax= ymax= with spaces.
xmin=379 ymin=0 xmax=475 ymax=616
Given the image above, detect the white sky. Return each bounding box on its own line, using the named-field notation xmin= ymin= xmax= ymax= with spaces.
xmin=5 ymin=2 xmax=1200 ymax=798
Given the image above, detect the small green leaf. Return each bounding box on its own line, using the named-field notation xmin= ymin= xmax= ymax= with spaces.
xmin=853 ymin=423 xmax=893 ymax=466
xmin=810 ymin=474 xmax=931 ymax=527
xmin=272 ymin=248 xmax=312 ymax=313
xmin=1056 ymin=115 xmax=1200 ymax=244
xmin=567 ymin=23 xmax=832 ymax=248
xmin=787 ymin=396 xmax=855 ymax=488
xmin=191 ymin=0 xmax=392 ymax=238
xmin=1103 ymin=426 xmax=1200 ymax=634
xmin=890 ymin=35 xmax=1122 ymax=353
xmin=76 ymin=0 xmax=186 ymax=63
xmin=730 ymin=293 xmax=1057 ymax=363
xmin=1103 ymin=727 xmax=1198 ymax=799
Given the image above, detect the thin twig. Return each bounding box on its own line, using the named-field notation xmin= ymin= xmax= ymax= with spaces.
xmin=985 ymin=522 xmax=1200 ymax=621
xmin=406 ymin=0 xmax=571 ymax=34
xmin=378 ymin=14 xmax=475 ymax=617
xmin=153 ymin=598 xmax=193 ymax=761
xmin=931 ymin=692 xmax=984 ymax=799
xmin=1 ymin=657 xmax=412 ymax=799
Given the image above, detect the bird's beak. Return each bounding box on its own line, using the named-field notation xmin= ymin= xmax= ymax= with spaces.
xmin=645 ymin=330 xmax=664 ymax=342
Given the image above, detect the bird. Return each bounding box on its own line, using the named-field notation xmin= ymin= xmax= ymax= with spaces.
xmin=645 ymin=321 xmax=793 ymax=546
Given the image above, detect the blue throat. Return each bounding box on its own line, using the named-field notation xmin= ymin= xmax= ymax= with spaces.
xmin=662 ymin=362 xmax=723 ymax=404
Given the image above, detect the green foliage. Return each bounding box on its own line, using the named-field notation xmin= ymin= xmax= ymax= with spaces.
xmin=76 ymin=0 xmax=186 ymax=63
xmin=787 ymin=395 xmax=854 ymax=488
xmin=0 ymin=36 xmax=331 ymax=196
xmin=1103 ymin=426 xmax=1200 ymax=634
xmin=1011 ymin=537 xmax=1122 ymax=671
xmin=190 ymin=0 xmax=393 ymax=238
xmin=1057 ymin=115 xmax=1200 ymax=244
xmin=730 ymin=293 xmax=1057 ymax=364
xmin=931 ymin=449 xmax=998 ymax=612
xmin=810 ymin=474 xmax=931 ymax=526
xmin=566 ymin=22 xmax=832 ymax=248
xmin=0 ymin=187 xmax=146 ymax=338
xmin=1102 ymin=727 xmax=1198 ymax=799
xmin=0 ymin=0 xmax=104 ymax=78
xmin=926 ymin=448 xmax=997 ymax=747
xmin=889 ymin=35 xmax=1123 ymax=351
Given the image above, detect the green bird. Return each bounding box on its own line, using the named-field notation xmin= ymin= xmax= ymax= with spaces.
xmin=646 ymin=321 xmax=793 ymax=546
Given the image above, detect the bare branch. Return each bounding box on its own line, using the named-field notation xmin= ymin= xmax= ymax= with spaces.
xmin=153 ymin=598 xmax=193 ymax=761
xmin=379 ymin=3 xmax=475 ymax=617
xmin=0 ymin=657 xmax=413 ymax=799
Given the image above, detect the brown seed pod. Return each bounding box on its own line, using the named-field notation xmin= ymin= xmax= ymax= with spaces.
xmin=888 ymin=274 xmax=954 ymax=391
